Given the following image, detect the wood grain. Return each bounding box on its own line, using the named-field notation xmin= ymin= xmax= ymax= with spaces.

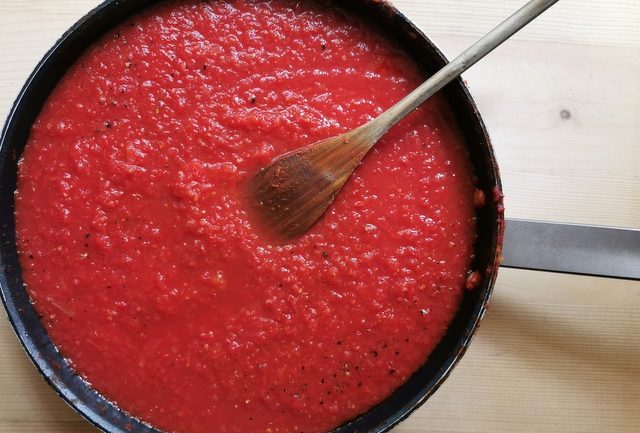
xmin=1 ymin=1 xmax=639 ymax=433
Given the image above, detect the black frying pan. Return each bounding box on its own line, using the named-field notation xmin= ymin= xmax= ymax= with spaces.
xmin=0 ymin=1 xmax=503 ymax=432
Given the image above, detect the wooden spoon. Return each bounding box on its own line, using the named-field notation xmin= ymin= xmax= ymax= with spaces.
xmin=247 ymin=0 xmax=559 ymax=240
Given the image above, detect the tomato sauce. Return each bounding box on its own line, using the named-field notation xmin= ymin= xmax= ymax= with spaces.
xmin=15 ymin=1 xmax=477 ymax=432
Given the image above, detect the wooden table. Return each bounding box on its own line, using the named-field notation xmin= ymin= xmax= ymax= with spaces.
xmin=1 ymin=1 xmax=638 ymax=432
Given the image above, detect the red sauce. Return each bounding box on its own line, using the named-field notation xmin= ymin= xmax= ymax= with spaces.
xmin=15 ymin=1 xmax=477 ymax=432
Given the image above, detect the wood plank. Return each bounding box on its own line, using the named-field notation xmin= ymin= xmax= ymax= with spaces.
xmin=395 ymin=0 xmax=640 ymax=48
xmin=398 ymin=269 xmax=640 ymax=433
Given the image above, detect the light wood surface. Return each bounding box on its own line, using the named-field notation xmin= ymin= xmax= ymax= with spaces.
xmin=1 ymin=1 xmax=639 ymax=433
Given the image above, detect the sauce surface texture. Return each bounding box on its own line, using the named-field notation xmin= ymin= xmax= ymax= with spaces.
xmin=15 ymin=1 xmax=477 ymax=432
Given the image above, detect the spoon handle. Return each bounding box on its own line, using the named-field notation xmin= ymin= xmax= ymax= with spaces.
xmin=372 ymin=0 xmax=560 ymax=134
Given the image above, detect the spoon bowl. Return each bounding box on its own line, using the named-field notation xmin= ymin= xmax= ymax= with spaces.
xmin=246 ymin=123 xmax=382 ymax=239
